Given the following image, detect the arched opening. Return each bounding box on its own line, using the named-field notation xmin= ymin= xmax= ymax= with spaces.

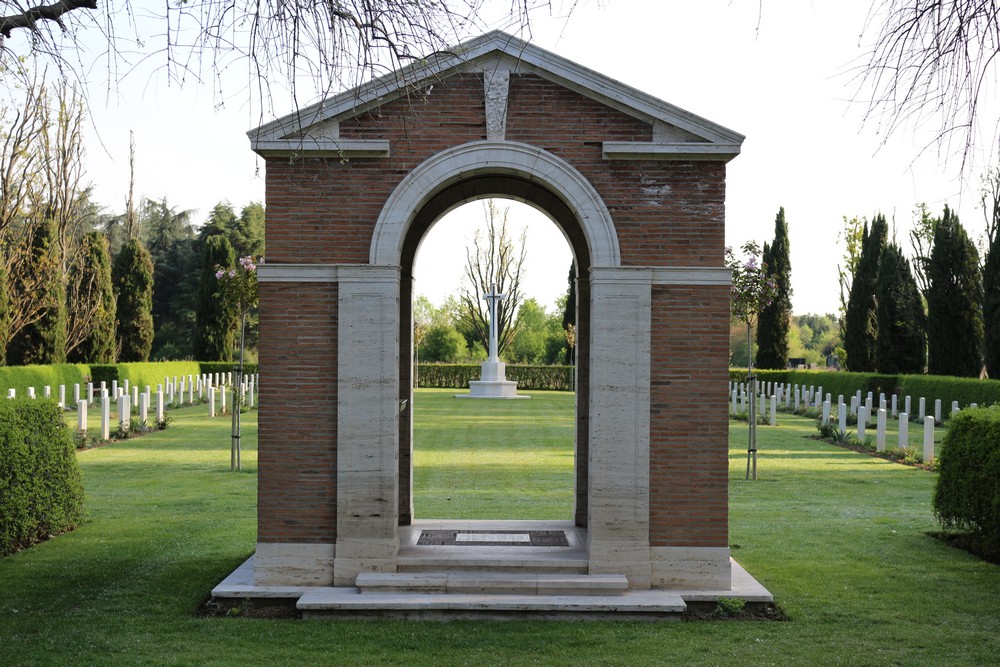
xmin=397 ymin=177 xmax=593 ymax=528
xmin=409 ymin=197 xmax=576 ymax=521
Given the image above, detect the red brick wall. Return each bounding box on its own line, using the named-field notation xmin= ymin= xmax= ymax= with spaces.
xmin=649 ymin=284 xmax=731 ymax=547
xmin=257 ymin=282 xmax=339 ymax=543
xmin=259 ymin=71 xmax=730 ymax=546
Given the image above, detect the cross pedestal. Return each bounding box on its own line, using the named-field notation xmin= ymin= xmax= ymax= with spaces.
xmin=456 ymin=283 xmax=529 ymax=399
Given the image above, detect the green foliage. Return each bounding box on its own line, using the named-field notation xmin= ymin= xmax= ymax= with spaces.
xmin=927 ymin=206 xmax=983 ymax=377
xmin=0 ymin=364 xmax=90 ymax=398
xmin=898 ymin=374 xmax=1000 ymax=410
xmin=417 ymin=364 xmax=573 ymax=390
xmin=197 ymin=202 xmax=265 ymax=259
xmin=193 ymin=236 xmax=236 ymax=361
xmin=198 ymin=361 xmax=258 ymax=376
xmin=983 ymin=226 xmax=1000 ymax=378
xmin=7 ymin=216 xmax=68 ymax=365
xmin=756 ymin=207 xmax=792 ymax=370
xmin=112 ymin=239 xmax=155 ymax=362
xmin=561 ymin=261 xmax=576 ymax=364
xmin=140 ymin=198 xmax=199 ymax=361
xmin=844 ymin=214 xmax=887 ymax=372
xmin=0 ymin=399 xmax=84 ymax=555
xmin=933 ymin=406 xmax=1000 ymax=556
xmin=508 ymin=298 xmax=565 ymax=365
xmin=837 ymin=215 xmax=867 ymax=340
xmin=420 ymin=324 xmax=469 ymax=363
xmin=68 ymin=232 xmax=117 ymax=364
xmin=875 ymin=243 xmax=926 ymax=374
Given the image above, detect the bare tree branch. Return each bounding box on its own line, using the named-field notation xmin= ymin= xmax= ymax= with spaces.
xmin=857 ymin=0 xmax=1000 ymax=170
xmin=0 ymin=0 xmax=97 ymax=39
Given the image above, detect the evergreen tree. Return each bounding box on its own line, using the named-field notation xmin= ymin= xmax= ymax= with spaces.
xmin=875 ymin=243 xmax=926 ymax=374
xmin=843 ymin=214 xmax=888 ymax=371
xmin=7 ymin=217 xmax=67 ymax=365
xmin=193 ymin=235 xmax=237 ymax=361
xmin=984 ymin=225 xmax=1000 ymax=377
xmin=67 ymin=232 xmax=117 ymax=363
xmin=927 ymin=206 xmax=984 ymax=376
xmin=561 ymin=261 xmax=576 ymax=364
xmin=756 ymin=207 xmax=792 ymax=369
xmin=112 ymin=238 xmax=155 ymax=362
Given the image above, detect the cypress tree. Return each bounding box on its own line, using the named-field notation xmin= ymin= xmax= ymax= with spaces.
xmin=193 ymin=235 xmax=237 ymax=361
xmin=68 ymin=232 xmax=117 ymax=363
xmin=843 ymin=214 xmax=888 ymax=372
xmin=112 ymin=238 xmax=155 ymax=362
xmin=875 ymin=243 xmax=926 ymax=374
xmin=927 ymin=206 xmax=984 ymax=376
xmin=756 ymin=207 xmax=792 ymax=369
xmin=7 ymin=217 xmax=67 ymax=365
xmin=985 ymin=227 xmax=1000 ymax=377
xmin=561 ymin=261 xmax=576 ymax=364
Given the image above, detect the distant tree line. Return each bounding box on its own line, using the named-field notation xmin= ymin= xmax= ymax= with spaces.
xmin=0 ymin=77 xmax=263 ymax=366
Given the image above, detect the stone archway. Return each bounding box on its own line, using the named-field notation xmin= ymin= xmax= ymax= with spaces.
xmin=247 ymin=30 xmax=747 ymax=600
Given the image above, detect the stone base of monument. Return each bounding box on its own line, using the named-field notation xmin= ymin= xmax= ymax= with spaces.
xmin=456 ymin=359 xmax=530 ymax=399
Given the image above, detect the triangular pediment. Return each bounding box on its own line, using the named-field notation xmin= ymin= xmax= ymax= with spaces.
xmin=249 ymin=30 xmax=743 ymax=161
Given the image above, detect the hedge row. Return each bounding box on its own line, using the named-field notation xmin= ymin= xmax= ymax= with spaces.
xmin=729 ymin=369 xmax=1000 ymax=411
xmin=0 ymin=399 xmax=84 ymax=556
xmin=1 ymin=361 xmax=259 ymax=397
xmin=933 ymin=406 xmax=1000 ymax=555
xmin=416 ymin=364 xmax=573 ymax=391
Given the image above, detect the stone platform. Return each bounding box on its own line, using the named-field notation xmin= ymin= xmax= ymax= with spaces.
xmin=212 ymin=520 xmax=773 ymax=620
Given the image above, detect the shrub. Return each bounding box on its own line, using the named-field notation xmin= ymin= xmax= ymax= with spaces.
xmin=933 ymin=406 xmax=1000 ymax=556
xmin=199 ymin=361 xmax=259 ymax=377
xmin=0 ymin=400 xmax=84 ymax=555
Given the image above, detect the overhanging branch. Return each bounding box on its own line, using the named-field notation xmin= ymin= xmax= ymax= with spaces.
xmin=0 ymin=0 xmax=97 ymax=39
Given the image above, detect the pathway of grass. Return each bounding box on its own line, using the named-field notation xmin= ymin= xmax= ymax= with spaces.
xmin=1 ymin=393 xmax=998 ymax=665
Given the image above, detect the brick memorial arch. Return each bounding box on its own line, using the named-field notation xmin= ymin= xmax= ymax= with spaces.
xmin=222 ymin=31 xmax=772 ymax=614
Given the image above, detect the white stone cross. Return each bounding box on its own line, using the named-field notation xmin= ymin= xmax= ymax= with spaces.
xmin=483 ymin=283 xmax=504 ymax=361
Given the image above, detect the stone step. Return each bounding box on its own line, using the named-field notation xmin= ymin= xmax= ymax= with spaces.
xmin=356 ymin=572 xmax=629 ymax=596
xmin=396 ymin=553 xmax=588 ymax=574
xmin=297 ymin=587 xmax=688 ymax=620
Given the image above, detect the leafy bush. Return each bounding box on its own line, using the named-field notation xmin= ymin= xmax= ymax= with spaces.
xmin=417 ymin=364 xmax=573 ymax=391
xmin=933 ymin=406 xmax=1000 ymax=556
xmin=0 ymin=399 xmax=84 ymax=555
xmin=899 ymin=375 xmax=1000 ymax=411
xmin=199 ymin=361 xmax=259 ymax=377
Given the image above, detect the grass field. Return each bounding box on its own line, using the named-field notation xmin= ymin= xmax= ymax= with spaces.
xmin=2 ymin=390 xmax=999 ymax=665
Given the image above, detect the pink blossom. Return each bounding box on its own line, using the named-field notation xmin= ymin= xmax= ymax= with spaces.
xmin=228 ymin=269 xmax=237 ymax=278
xmin=215 ymin=270 xmax=225 ymax=279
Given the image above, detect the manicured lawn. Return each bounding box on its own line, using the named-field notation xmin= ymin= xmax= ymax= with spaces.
xmin=2 ymin=392 xmax=999 ymax=665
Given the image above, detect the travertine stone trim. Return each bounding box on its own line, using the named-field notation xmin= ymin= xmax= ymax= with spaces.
xmin=257 ymin=264 xmax=340 ymax=282
xmin=334 ymin=266 xmax=402 ymax=585
xmin=253 ymin=542 xmax=335 ymax=586
xmin=483 ymin=66 xmax=511 ymax=140
xmin=650 ymin=547 xmax=732 ymax=590
xmin=602 ymin=141 xmax=741 ymax=162
xmin=587 ymin=267 xmax=652 ymax=588
xmin=370 ymin=141 xmax=620 ymax=268
xmin=650 ymin=266 xmax=731 ymax=286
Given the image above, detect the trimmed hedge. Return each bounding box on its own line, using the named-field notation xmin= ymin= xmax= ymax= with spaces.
xmin=0 ymin=364 xmax=90 ymax=399
xmin=417 ymin=364 xmax=573 ymax=391
xmin=729 ymin=368 xmax=1000 ymax=412
xmin=199 ymin=361 xmax=259 ymax=377
xmin=0 ymin=399 xmax=84 ymax=556
xmin=88 ymin=362 xmax=204 ymax=392
xmin=933 ymin=406 xmax=1000 ymax=554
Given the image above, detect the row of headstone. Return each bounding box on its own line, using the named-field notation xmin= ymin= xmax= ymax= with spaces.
xmin=728 ymin=381 xmax=971 ymax=428
xmin=842 ymin=404 xmax=936 ymax=463
xmin=5 ymin=373 xmax=259 ymax=442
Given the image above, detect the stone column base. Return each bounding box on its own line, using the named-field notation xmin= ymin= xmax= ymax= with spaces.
xmin=253 ymin=542 xmax=335 ymax=586
xmin=332 ymin=536 xmax=399 ymax=586
xmin=650 ymin=547 xmax=732 ymax=590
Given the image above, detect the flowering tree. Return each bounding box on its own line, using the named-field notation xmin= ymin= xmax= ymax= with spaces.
xmin=215 ymin=255 xmax=260 ymax=472
xmin=726 ymin=242 xmax=778 ymax=481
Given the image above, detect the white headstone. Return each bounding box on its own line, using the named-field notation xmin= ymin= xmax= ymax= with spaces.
xmin=904 ymin=395 xmax=911 ymax=415
xmin=770 ymin=395 xmax=777 ymax=426
xmin=101 ymin=395 xmax=111 ymax=441
xmin=876 ymin=408 xmax=887 ymax=452
xmin=838 ymin=402 xmax=847 ymax=434
xmin=139 ymin=392 xmax=149 ymax=430
xmin=6 ymin=388 xmax=14 ymax=399
xmin=43 ymin=385 xmax=51 ymax=399
xmin=156 ymin=391 xmax=165 ymax=423
xmin=28 ymin=387 xmax=36 ymax=399
xmin=898 ymin=412 xmax=909 ymax=448
xmin=857 ymin=406 xmax=868 ymax=442
xmin=923 ymin=416 xmax=935 ymax=464
xmin=951 ymin=400 xmax=960 ymax=417
xmin=934 ymin=399 xmax=942 ymax=424
xmin=74 ymin=383 xmax=80 ymax=405
xmin=87 ymin=382 xmax=94 ymax=405
xmin=208 ymin=387 xmax=216 ymax=418
xmin=77 ymin=400 xmax=87 ymax=432
xmin=918 ymin=397 xmax=926 ymax=420
xmin=891 ymin=394 xmax=897 ymax=418
xmin=118 ymin=394 xmax=131 ymax=431
xmin=822 ymin=399 xmax=831 ymax=425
